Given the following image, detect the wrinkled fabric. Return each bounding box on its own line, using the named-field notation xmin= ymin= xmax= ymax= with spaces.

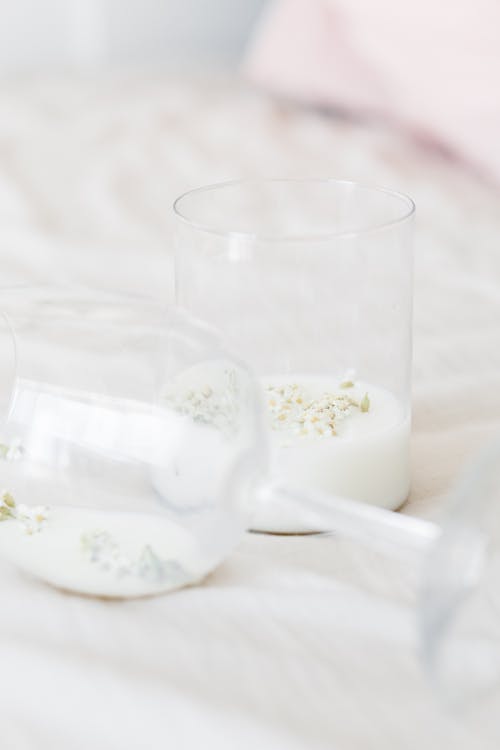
xmin=0 ymin=72 xmax=499 ymax=749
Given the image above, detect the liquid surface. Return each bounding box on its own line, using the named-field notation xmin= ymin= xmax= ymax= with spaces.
xmin=253 ymin=376 xmax=411 ymax=533
xmin=0 ymin=506 xmax=207 ymax=597
xmin=264 ymin=376 xmax=405 ymax=442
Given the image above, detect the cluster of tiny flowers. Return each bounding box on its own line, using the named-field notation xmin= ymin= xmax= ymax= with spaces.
xmin=267 ymin=383 xmax=361 ymax=438
xmin=0 ymin=491 xmax=49 ymax=534
xmin=81 ymin=530 xmax=186 ymax=584
xmin=0 ymin=438 xmax=23 ymax=462
xmin=163 ymin=368 xmax=240 ymax=436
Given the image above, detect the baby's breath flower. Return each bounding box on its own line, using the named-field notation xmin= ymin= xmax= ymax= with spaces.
xmin=267 ymin=382 xmax=373 ymax=437
xmin=81 ymin=531 xmax=187 ymax=584
xmin=0 ymin=494 xmax=49 ymax=534
xmin=163 ymin=368 xmax=240 ymax=436
xmin=2 ymin=492 xmax=16 ymax=508
xmin=360 ymin=393 xmax=370 ymax=413
xmin=0 ymin=439 xmax=23 ymax=462
xmin=0 ymin=490 xmax=16 ymax=520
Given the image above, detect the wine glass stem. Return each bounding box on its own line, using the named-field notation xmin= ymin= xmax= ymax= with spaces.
xmin=259 ymin=482 xmax=441 ymax=563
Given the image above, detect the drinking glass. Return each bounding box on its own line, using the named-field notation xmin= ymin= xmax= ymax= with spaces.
xmin=0 ymin=286 xmax=498 ymax=705
xmin=0 ymin=287 xmax=265 ymax=598
xmin=174 ymin=179 xmax=414 ymax=532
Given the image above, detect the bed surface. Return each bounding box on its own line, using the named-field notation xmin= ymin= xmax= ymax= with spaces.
xmin=0 ymin=71 xmax=499 ymax=748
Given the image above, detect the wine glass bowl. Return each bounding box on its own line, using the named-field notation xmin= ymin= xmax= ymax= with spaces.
xmin=0 ymin=287 xmax=265 ymax=598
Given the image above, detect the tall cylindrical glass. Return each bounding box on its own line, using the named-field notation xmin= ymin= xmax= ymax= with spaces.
xmin=174 ymin=179 xmax=415 ymax=532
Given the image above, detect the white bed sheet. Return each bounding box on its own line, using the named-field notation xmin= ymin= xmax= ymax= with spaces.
xmin=0 ymin=71 xmax=499 ymax=749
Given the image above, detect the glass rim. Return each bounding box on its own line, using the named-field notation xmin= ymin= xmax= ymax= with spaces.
xmin=173 ymin=178 xmax=416 ymax=242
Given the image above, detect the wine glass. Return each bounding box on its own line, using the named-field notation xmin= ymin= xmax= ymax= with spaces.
xmin=0 ymin=286 xmax=265 ymax=598
xmin=0 ymin=285 xmax=498 ymax=705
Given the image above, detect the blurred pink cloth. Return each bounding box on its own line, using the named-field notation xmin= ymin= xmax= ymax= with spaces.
xmin=245 ymin=0 xmax=500 ymax=183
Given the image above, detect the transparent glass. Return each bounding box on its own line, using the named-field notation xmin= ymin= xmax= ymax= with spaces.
xmin=174 ymin=179 xmax=415 ymax=532
xmin=0 ymin=287 xmax=498 ymax=703
xmin=0 ymin=287 xmax=266 ymax=598
xmin=419 ymin=438 xmax=500 ymax=704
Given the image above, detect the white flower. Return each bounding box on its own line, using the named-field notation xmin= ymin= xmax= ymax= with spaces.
xmin=0 ymin=438 xmax=23 ymax=462
xmin=13 ymin=503 xmax=49 ymax=534
xmin=81 ymin=530 xmax=186 ymax=584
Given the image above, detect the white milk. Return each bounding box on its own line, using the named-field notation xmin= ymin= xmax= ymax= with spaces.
xmin=0 ymin=372 xmax=410 ymax=586
xmin=0 ymin=506 xmax=208 ymax=598
xmin=0 ymin=362 xmax=252 ymax=598
xmin=252 ymin=376 xmax=410 ymax=533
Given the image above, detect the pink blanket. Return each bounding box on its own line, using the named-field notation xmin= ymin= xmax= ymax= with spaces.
xmin=245 ymin=0 xmax=500 ymax=184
